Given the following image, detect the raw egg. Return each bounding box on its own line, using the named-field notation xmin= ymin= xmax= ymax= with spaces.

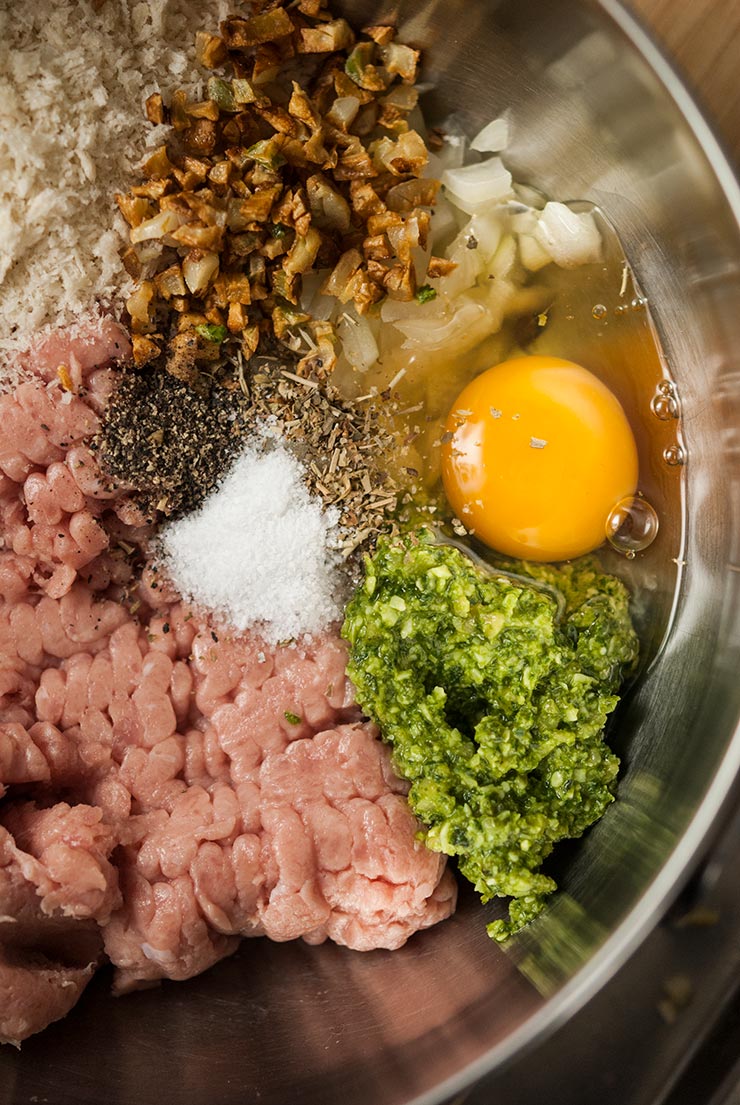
xmin=441 ymin=355 xmax=639 ymax=561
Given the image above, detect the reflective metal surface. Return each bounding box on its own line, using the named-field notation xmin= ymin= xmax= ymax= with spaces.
xmin=4 ymin=2 xmax=740 ymax=1103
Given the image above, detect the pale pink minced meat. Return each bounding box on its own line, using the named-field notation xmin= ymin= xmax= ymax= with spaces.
xmin=0 ymin=319 xmax=456 ymax=1044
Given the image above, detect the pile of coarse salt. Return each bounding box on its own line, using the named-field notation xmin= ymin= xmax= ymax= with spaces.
xmin=158 ymin=441 xmax=343 ymax=644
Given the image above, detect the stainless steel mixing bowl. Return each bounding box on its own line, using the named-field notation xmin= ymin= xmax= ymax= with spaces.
xmin=3 ymin=2 xmax=740 ymax=1103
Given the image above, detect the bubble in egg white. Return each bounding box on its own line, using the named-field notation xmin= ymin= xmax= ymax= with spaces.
xmin=605 ymin=495 xmax=659 ymax=556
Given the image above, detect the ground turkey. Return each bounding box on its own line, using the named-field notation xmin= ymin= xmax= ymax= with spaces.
xmin=0 ymin=319 xmax=456 ymax=1044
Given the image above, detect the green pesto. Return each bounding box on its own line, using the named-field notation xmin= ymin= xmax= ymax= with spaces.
xmin=342 ymin=530 xmax=639 ymax=940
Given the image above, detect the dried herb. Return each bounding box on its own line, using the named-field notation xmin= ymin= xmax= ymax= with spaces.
xmin=240 ymin=352 xmax=403 ymax=561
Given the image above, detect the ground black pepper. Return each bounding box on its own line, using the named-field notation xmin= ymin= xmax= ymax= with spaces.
xmin=95 ymin=368 xmax=250 ymax=518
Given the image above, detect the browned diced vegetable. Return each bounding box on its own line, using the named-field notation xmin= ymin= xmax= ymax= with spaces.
xmin=213 ymin=273 xmax=252 ymax=306
xmin=262 ymin=234 xmax=289 ymax=261
xmin=207 ymin=77 xmax=237 ymax=113
xmin=427 ymin=256 xmax=458 ymax=279
xmin=323 ymin=248 xmax=362 ymax=298
xmin=306 ymin=173 xmax=351 ymax=233
xmin=183 ymin=155 xmax=212 ymax=180
xmin=132 ymin=334 xmax=162 ymax=366
xmin=335 ymin=136 xmax=376 ymax=180
xmin=352 ymin=270 xmax=383 ymax=313
xmin=240 ymin=186 xmax=281 ymax=222
xmin=288 ymin=82 xmax=322 ymax=130
xmin=385 ymin=177 xmax=440 ymax=212
xmin=230 ymin=231 xmax=262 ymax=257
xmin=367 ymin=210 xmax=402 ymax=236
xmin=208 ymin=160 xmax=232 ymax=188
xmin=252 ymin=43 xmax=282 ymax=86
xmin=348 ymin=180 xmax=385 ymax=217
xmin=183 ymin=249 xmax=220 ymax=295
xmin=185 ymin=99 xmax=221 ymax=122
xmin=145 ymin=93 xmax=165 ymax=125
xmin=363 ymin=233 xmax=391 ymax=260
xmin=227 ymin=301 xmax=248 ymax=332
xmin=115 ymin=194 xmax=154 ymax=228
xmin=299 ymin=18 xmax=355 ymax=54
xmin=383 ymin=262 xmax=416 ymax=300
xmin=130 ymin=208 xmax=184 ymax=244
xmin=326 ymin=95 xmax=360 ymax=132
xmin=130 ymin=178 xmax=171 ymax=200
xmin=297 ymin=319 xmax=336 ymax=376
xmin=302 ymin=130 xmax=333 ymax=167
xmin=222 ymin=9 xmax=294 ymax=49
xmin=284 ymin=226 xmax=322 ymax=274
xmin=140 ymin=146 xmax=175 ymax=180
xmin=170 ymin=90 xmax=190 ymax=131
xmin=272 ymin=267 xmax=299 ymax=303
xmin=156 ymin=264 xmax=188 ymax=299
xmin=259 ymin=105 xmax=302 ymax=137
xmin=195 ymin=30 xmax=227 ymax=69
xmin=121 ymin=246 xmax=142 ymax=279
xmin=184 ymin=119 xmax=218 ymax=156
xmin=272 ymin=300 xmax=311 ymax=338
xmin=242 ymin=324 xmax=261 ymax=355
xmin=333 ymin=70 xmax=374 ymax=104
xmin=171 ymin=223 xmax=224 ymax=251
xmin=381 ymin=42 xmax=419 ymax=83
xmin=118 ymin=0 xmax=439 ymax=378
xmin=363 ymin=25 xmax=395 ymax=46
xmin=126 ymin=281 xmax=155 ymax=330
xmin=247 ymin=136 xmax=286 ymax=171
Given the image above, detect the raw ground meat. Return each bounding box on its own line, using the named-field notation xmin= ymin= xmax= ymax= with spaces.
xmin=0 ymin=319 xmax=456 ymax=1044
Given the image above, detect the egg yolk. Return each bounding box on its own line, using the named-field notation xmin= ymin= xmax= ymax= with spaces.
xmin=440 ymin=355 xmax=639 ymax=562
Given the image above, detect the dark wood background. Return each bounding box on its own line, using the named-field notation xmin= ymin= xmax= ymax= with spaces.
xmin=630 ymin=0 xmax=740 ymax=165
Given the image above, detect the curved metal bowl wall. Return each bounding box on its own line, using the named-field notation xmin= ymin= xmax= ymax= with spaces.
xmin=3 ymin=3 xmax=740 ymax=1104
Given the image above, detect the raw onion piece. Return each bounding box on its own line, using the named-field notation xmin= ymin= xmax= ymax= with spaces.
xmin=439 ymin=239 xmax=485 ymax=300
xmin=395 ymin=283 xmax=511 ymax=355
xmin=183 ymin=250 xmax=219 ymax=295
xmin=533 ymin=202 xmax=602 ymax=268
xmin=326 ymin=95 xmax=360 ymax=130
xmin=427 ymin=194 xmax=459 ymax=253
xmin=509 ymin=208 xmax=539 ymax=235
xmin=130 ymin=208 xmax=186 ymax=244
xmin=426 ymin=133 xmax=467 ymax=176
xmin=380 ymin=295 xmax=445 ymax=323
xmin=462 ymin=211 xmax=504 ymax=262
xmin=489 ymin=234 xmax=517 ymax=281
xmin=519 ymin=233 xmax=552 ymax=272
xmin=441 ymin=156 xmax=513 ymax=212
xmin=394 ymin=295 xmax=487 ymax=349
xmin=470 ymin=116 xmax=510 ymax=153
xmin=336 ymin=308 xmax=379 ymax=371
xmin=300 ymin=270 xmax=334 ymax=320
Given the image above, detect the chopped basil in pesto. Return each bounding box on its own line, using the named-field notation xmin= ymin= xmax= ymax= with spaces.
xmin=342 ymin=530 xmax=639 ymax=940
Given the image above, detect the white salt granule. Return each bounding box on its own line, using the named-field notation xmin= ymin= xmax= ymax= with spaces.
xmin=159 ymin=443 xmax=342 ymax=643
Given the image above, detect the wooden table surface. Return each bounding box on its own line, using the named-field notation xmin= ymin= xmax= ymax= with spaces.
xmin=628 ymin=0 xmax=740 ymax=165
